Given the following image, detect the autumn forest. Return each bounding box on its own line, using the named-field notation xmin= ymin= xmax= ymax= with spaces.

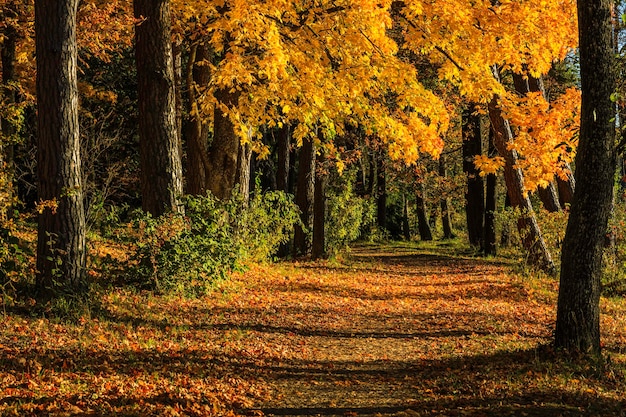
xmin=1 ymin=0 xmax=626 ymax=414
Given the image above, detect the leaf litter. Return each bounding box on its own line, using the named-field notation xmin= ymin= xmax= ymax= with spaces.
xmin=2 ymin=243 xmax=626 ymax=416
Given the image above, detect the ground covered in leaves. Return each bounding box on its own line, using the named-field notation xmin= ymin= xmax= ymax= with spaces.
xmin=2 ymin=242 xmax=626 ymax=416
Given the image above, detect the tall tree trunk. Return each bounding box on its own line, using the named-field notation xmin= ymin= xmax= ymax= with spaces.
xmin=35 ymin=0 xmax=86 ymax=294
xmin=205 ymin=88 xmax=241 ymax=200
xmin=415 ymin=180 xmax=432 ymax=241
xmin=484 ymin=128 xmax=497 ymax=256
xmin=172 ymin=39 xmax=183 ymax=161
xmin=438 ymin=155 xmax=455 ymax=239
xmin=1 ymin=18 xmax=17 ymax=220
xmin=490 ymin=67 xmax=554 ymax=273
xmin=134 ymin=0 xmax=183 ymax=216
xmin=512 ymin=73 xmax=563 ymax=213
xmin=557 ymin=165 xmax=576 ymax=206
xmin=376 ymin=149 xmax=387 ymax=230
xmin=402 ymin=194 xmax=411 ymax=241
xmin=293 ymin=137 xmax=315 ymax=257
xmin=312 ymin=151 xmax=327 ymax=259
xmin=276 ymin=124 xmax=291 ymax=193
xmin=236 ymin=140 xmax=252 ymax=200
xmin=185 ymin=43 xmax=212 ymax=195
xmin=462 ymin=105 xmax=484 ymax=247
xmin=555 ymin=0 xmax=615 ymax=354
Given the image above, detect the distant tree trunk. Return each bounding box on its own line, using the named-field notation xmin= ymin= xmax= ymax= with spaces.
xmin=206 ymin=88 xmax=240 ymax=200
xmin=557 ymin=164 xmax=576 ymax=206
xmin=172 ymin=39 xmax=183 ymax=158
xmin=185 ymin=43 xmax=212 ymax=195
xmin=376 ymin=149 xmax=387 ymax=230
xmin=35 ymin=0 xmax=86 ymax=293
xmin=512 ymin=73 xmax=562 ymax=213
xmin=1 ymin=19 xmax=17 ymax=219
xmin=312 ymin=151 xmax=327 ymax=259
xmin=555 ymin=0 xmax=615 ymax=354
xmin=415 ymin=180 xmax=432 ymax=241
xmin=293 ymin=137 xmax=315 ymax=257
xmin=484 ymin=129 xmax=497 ymax=256
xmin=402 ymin=194 xmax=411 ymax=241
xmin=489 ymin=67 xmax=554 ymax=273
xmin=438 ymin=155 xmax=454 ymax=239
xmin=236 ymin=141 xmax=252 ymax=200
xmin=537 ymin=183 xmax=562 ymax=212
xmin=277 ymin=124 xmax=291 ymax=193
xmin=134 ymin=0 xmax=183 ymax=216
xmin=462 ymin=105 xmax=484 ymax=247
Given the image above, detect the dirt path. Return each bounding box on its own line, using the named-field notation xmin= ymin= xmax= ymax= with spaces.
xmin=216 ymin=243 xmax=596 ymax=416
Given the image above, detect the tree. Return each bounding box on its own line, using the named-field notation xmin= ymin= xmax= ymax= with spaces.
xmin=34 ymin=0 xmax=86 ymax=293
xmin=293 ymin=136 xmax=315 ymax=257
xmin=134 ymin=0 xmax=183 ymax=216
xmin=555 ymin=0 xmax=616 ymax=353
xmin=462 ymin=106 xmax=484 ymax=247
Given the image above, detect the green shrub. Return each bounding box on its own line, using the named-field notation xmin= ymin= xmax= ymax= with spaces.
xmin=125 ymin=188 xmax=299 ymax=295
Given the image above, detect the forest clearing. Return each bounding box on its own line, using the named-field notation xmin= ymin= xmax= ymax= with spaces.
xmin=2 ymin=242 xmax=626 ymax=416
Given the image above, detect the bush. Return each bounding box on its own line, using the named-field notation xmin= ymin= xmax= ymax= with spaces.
xmin=125 ymin=188 xmax=299 ymax=295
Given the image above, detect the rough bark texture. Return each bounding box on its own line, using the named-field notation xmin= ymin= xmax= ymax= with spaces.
xmin=206 ymin=88 xmax=240 ymax=200
xmin=462 ymin=107 xmax=484 ymax=247
xmin=312 ymin=152 xmax=327 ymax=259
xmin=134 ymin=0 xmax=183 ymax=216
xmin=185 ymin=43 xmax=212 ymax=195
xmin=555 ymin=0 xmax=615 ymax=354
xmin=484 ymin=129 xmax=497 ymax=256
xmin=415 ymin=181 xmax=432 ymax=241
xmin=236 ymin=141 xmax=252 ymax=200
xmin=490 ymin=67 xmax=554 ymax=273
xmin=35 ymin=0 xmax=86 ymax=293
xmin=438 ymin=156 xmax=454 ymax=239
xmin=293 ymin=137 xmax=315 ymax=257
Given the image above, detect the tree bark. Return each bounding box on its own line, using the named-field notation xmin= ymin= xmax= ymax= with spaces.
xmin=293 ymin=137 xmax=315 ymax=257
xmin=185 ymin=42 xmax=212 ymax=195
xmin=557 ymin=165 xmax=576 ymax=206
xmin=276 ymin=124 xmax=291 ymax=193
xmin=490 ymin=67 xmax=555 ymax=273
xmin=134 ymin=0 xmax=183 ymax=216
xmin=512 ymin=73 xmax=563 ymax=213
xmin=205 ymin=88 xmax=241 ymax=200
xmin=415 ymin=180 xmax=432 ymax=241
xmin=462 ymin=106 xmax=484 ymax=247
xmin=35 ymin=0 xmax=86 ymax=293
xmin=555 ymin=0 xmax=615 ymax=354
xmin=1 ymin=16 xmax=17 ymax=219
xmin=484 ymin=128 xmax=497 ymax=256
xmin=438 ymin=155 xmax=455 ymax=239
xmin=376 ymin=149 xmax=387 ymax=230
xmin=312 ymin=151 xmax=327 ymax=259
xmin=236 ymin=141 xmax=252 ymax=200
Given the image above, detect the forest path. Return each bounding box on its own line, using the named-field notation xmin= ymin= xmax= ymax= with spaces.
xmin=226 ymin=242 xmax=574 ymax=416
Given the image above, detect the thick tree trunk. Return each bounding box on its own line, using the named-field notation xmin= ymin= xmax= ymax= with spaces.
xmin=185 ymin=43 xmax=212 ymax=195
xmin=555 ymin=0 xmax=615 ymax=354
xmin=438 ymin=155 xmax=454 ymax=239
xmin=134 ymin=0 xmax=183 ymax=216
xmin=236 ymin=141 xmax=252 ymax=200
xmin=415 ymin=180 xmax=432 ymax=241
xmin=312 ymin=152 xmax=327 ymax=259
xmin=293 ymin=137 xmax=315 ymax=257
xmin=34 ymin=0 xmax=86 ymax=293
xmin=537 ymin=183 xmax=562 ymax=212
xmin=276 ymin=124 xmax=291 ymax=193
xmin=462 ymin=106 xmax=484 ymax=247
xmin=206 ymin=88 xmax=241 ymax=200
xmin=1 ymin=19 xmax=17 ymax=219
xmin=490 ymin=67 xmax=554 ymax=273
xmin=484 ymin=129 xmax=497 ymax=256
